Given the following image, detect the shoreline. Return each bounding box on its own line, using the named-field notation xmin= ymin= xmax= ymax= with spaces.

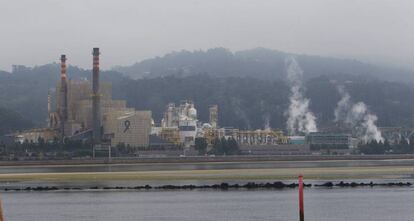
xmin=1 ymin=154 xmax=414 ymax=167
xmin=0 ymin=156 xmax=413 ymax=184
xmin=0 ymin=165 xmax=413 ymax=182
xmin=1 ymin=181 xmax=411 ymax=192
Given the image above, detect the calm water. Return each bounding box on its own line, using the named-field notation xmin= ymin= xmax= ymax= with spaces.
xmin=2 ymin=187 xmax=414 ymax=221
xmin=1 ymin=159 xmax=414 ymax=174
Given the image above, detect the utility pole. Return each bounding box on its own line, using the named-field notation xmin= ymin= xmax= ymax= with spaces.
xmin=299 ymin=175 xmax=304 ymax=221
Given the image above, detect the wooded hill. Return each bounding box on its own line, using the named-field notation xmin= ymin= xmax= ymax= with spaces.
xmin=1 ymin=48 xmax=414 ymax=134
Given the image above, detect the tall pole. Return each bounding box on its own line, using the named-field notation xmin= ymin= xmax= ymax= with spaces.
xmin=92 ymin=48 xmax=101 ymax=144
xmin=299 ymin=174 xmax=304 ymax=221
xmin=0 ymin=197 xmax=4 ymax=221
xmin=60 ymin=55 xmax=68 ymax=141
xmin=47 ymin=90 xmax=51 ymax=127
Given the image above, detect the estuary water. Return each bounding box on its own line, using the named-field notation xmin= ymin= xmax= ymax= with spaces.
xmin=2 ymin=187 xmax=414 ymax=221
xmin=1 ymin=159 xmax=414 ymax=174
xmin=1 ymin=159 xmax=414 ymax=220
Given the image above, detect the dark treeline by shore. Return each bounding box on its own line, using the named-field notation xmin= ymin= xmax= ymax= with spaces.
xmin=359 ymin=139 xmax=414 ymax=155
xmin=1 ymin=136 xmax=414 ymax=161
xmin=1 ymin=181 xmax=411 ymax=192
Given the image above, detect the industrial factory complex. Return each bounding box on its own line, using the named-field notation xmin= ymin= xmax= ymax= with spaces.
xmin=12 ymin=48 xmax=152 ymax=151
xmin=5 ymin=48 xmax=414 ymax=157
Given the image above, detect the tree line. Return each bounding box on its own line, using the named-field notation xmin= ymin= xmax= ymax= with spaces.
xmin=195 ymin=137 xmax=240 ymax=156
xmin=358 ymin=139 xmax=414 ymax=155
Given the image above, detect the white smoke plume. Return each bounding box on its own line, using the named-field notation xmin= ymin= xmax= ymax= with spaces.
xmin=285 ymin=57 xmax=317 ymax=135
xmin=334 ymin=85 xmax=351 ymax=123
xmin=263 ymin=113 xmax=271 ymax=130
xmin=334 ymin=86 xmax=384 ymax=143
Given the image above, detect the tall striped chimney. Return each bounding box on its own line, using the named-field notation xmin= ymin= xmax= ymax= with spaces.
xmin=47 ymin=90 xmax=51 ymax=127
xmin=60 ymin=55 xmax=68 ymax=137
xmin=92 ymin=48 xmax=101 ymax=143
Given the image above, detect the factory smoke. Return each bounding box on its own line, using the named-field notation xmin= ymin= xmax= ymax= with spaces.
xmin=334 ymin=85 xmax=351 ymax=123
xmin=263 ymin=113 xmax=271 ymax=130
xmin=285 ymin=56 xmax=317 ymax=135
xmin=334 ymin=86 xmax=384 ymax=143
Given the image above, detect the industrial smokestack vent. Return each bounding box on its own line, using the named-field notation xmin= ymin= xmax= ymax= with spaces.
xmin=92 ymin=48 xmax=101 ymax=144
xmin=60 ymin=54 xmax=68 ymax=139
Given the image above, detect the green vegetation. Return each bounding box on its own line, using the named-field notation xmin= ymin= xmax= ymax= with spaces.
xmin=194 ymin=137 xmax=208 ymax=155
xmin=359 ymin=139 xmax=414 ymax=155
xmin=210 ymin=137 xmax=240 ymax=155
xmin=0 ymin=107 xmax=33 ymax=135
xmin=113 ymin=48 xmax=414 ymax=82
xmin=0 ymin=138 xmax=93 ymax=160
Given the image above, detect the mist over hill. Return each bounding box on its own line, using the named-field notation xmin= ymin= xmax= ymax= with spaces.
xmin=0 ymin=107 xmax=33 ymax=135
xmin=0 ymin=64 xmax=127 ymax=129
xmin=116 ymin=74 xmax=414 ymax=130
xmin=113 ymin=48 xmax=414 ymax=83
xmin=1 ymin=48 xmax=414 ymax=134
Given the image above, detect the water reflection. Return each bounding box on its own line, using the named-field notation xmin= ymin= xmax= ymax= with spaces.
xmin=2 ymin=187 xmax=414 ymax=221
xmin=1 ymin=159 xmax=414 ymax=174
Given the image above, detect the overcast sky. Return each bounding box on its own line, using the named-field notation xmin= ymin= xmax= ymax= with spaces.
xmin=0 ymin=0 xmax=413 ymax=71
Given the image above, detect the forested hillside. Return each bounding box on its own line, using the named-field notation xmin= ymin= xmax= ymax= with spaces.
xmin=113 ymin=48 xmax=414 ymax=83
xmin=115 ymin=75 xmax=414 ymax=129
xmin=0 ymin=107 xmax=33 ymax=135
xmin=1 ymin=49 xmax=414 ymax=134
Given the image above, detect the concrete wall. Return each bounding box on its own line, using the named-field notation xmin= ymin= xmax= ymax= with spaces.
xmin=240 ymin=144 xmax=310 ymax=155
xmin=56 ymin=81 xmax=112 ymax=122
xmin=76 ymin=99 xmax=128 ymax=131
xmin=104 ymin=111 xmax=152 ymax=147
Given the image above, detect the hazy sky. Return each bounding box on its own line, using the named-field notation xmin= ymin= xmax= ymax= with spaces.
xmin=1 ymin=0 xmax=413 ymax=71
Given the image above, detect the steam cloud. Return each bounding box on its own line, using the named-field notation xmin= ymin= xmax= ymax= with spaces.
xmin=285 ymin=57 xmax=317 ymax=135
xmin=263 ymin=113 xmax=271 ymax=130
xmin=334 ymin=86 xmax=383 ymax=143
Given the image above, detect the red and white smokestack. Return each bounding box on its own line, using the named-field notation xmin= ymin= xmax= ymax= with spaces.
xmin=60 ymin=55 xmax=67 ymax=80
xmin=92 ymin=48 xmax=101 ymax=143
xmin=60 ymin=55 xmax=68 ymax=137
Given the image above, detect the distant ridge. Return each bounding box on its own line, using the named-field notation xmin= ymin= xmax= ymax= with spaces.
xmin=1 ymin=48 xmax=414 ymax=130
xmin=112 ymin=47 xmax=414 ymax=83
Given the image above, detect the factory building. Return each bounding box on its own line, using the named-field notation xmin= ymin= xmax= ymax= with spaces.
xmin=103 ymin=110 xmax=152 ymax=147
xmin=212 ymin=128 xmax=288 ymax=145
xmin=198 ymin=126 xmax=307 ymax=155
xmin=288 ymin=136 xmax=306 ymax=145
xmin=154 ymin=101 xmax=290 ymax=149
xmin=154 ymin=101 xmax=220 ymax=147
xmin=157 ymin=100 xmax=199 ymax=147
xmin=13 ymin=128 xmax=56 ymax=144
xmin=15 ymin=48 xmax=152 ymax=148
xmin=306 ymin=132 xmax=356 ymax=150
xmin=209 ymin=105 xmax=218 ymax=129
xmin=52 ymin=80 xmax=118 ymax=136
xmin=379 ymin=127 xmax=414 ymax=144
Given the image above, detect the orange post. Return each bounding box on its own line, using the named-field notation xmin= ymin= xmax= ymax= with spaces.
xmin=0 ymin=197 xmax=4 ymax=221
xmin=299 ymin=175 xmax=304 ymax=221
